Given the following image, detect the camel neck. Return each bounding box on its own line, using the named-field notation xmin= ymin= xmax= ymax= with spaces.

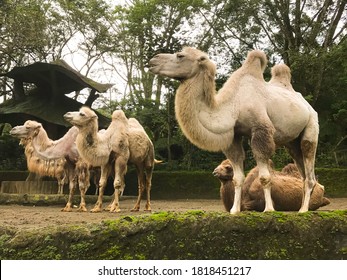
xmin=33 ymin=129 xmax=53 ymax=151
xmin=174 ymin=74 xmax=235 ymax=152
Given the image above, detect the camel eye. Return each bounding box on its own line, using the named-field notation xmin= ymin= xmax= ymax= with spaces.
xmin=225 ymin=166 xmax=232 ymax=172
xmin=177 ymin=53 xmax=185 ymax=59
xmin=79 ymin=112 xmax=85 ymax=116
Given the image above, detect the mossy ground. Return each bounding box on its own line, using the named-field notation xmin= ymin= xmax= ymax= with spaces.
xmin=0 ymin=210 xmax=346 ymax=260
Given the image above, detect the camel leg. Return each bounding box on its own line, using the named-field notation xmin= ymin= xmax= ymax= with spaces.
xmin=61 ymin=172 xmax=76 ymax=212
xmin=131 ymin=165 xmax=146 ymax=212
xmin=77 ymin=168 xmax=90 ymax=212
xmin=57 ymin=179 xmax=64 ymax=195
xmin=251 ymin=124 xmax=276 ymax=212
xmin=109 ymin=156 xmax=128 ymax=213
xmin=144 ymin=166 xmax=154 ymax=211
xmin=299 ymin=121 xmax=318 ymax=213
xmin=91 ymin=164 xmax=111 ymax=213
xmin=225 ymin=136 xmax=245 ymax=214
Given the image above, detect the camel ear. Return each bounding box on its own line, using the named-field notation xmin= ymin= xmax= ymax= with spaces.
xmin=198 ymin=55 xmax=207 ymax=63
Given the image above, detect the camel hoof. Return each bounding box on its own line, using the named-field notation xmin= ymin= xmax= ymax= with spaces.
xmin=77 ymin=207 xmax=88 ymax=212
xmin=110 ymin=208 xmax=121 ymax=213
xmin=131 ymin=208 xmax=140 ymax=212
xmin=61 ymin=207 xmax=72 ymax=212
xmin=263 ymin=208 xmax=275 ymax=212
xmin=90 ymin=208 xmax=102 ymax=213
xmin=298 ymin=208 xmax=308 ymax=213
xmin=229 ymin=207 xmax=240 ymax=215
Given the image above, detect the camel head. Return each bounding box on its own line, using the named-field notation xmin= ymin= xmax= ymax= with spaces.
xmin=149 ymin=47 xmax=216 ymax=81
xmin=64 ymin=106 xmax=97 ymax=128
xmin=10 ymin=120 xmax=42 ymax=140
xmin=213 ymin=159 xmax=234 ymax=181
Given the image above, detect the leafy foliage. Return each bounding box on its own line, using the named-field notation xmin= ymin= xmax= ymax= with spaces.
xmin=0 ymin=0 xmax=346 ymax=170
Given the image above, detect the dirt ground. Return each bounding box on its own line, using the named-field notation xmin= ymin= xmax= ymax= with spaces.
xmin=0 ymin=197 xmax=346 ymax=230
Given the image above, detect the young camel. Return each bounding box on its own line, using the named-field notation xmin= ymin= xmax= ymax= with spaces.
xmin=213 ymin=159 xmax=330 ymax=212
xmin=149 ymin=47 xmax=319 ymax=214
xmin=63 ymin=106 xmax=156 ymax=212
xmin=10 ymin=121 xmax=90 ymax=212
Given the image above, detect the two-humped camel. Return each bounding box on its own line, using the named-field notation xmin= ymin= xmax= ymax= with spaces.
xmin=63 ymin=106 xmax=155 ymax=212
xmin=149 ymin=47 xmax=319 ymax=214
xmin=10 ymin=136 xmax=67 ymax=194
xmin=10 ymin=121 xmax=90 ymax=212
xmin=213 ymin=159 xmax=330 ymax=212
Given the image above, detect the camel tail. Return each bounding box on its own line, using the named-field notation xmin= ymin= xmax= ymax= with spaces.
xmin=243 ymin=50 xmax=268 ymax=80
xmin=154 ymin=159 xmax=163 ymax=164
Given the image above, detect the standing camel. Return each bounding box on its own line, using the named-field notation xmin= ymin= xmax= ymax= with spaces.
xmin=63 ymin=106 xmax=156 ymax=212
xmin=10 ymin=121 xmax=90 ymax=212
xmin=64 ymin=107 xmax=130 ymax=213
xmin=149 ymin=47 xmax=319 ymax=214
xmin=10 ymin=136 xmax=67 ymax=194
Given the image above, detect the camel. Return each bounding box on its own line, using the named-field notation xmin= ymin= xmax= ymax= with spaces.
xmin=149 ymin=47 xmax=319 ymax=214
xmin=63 ymin=107 xmax=130 ymax=213
xmin=10 ymin=121 xmax=91 ymax=212
xmin=12 ymin=137 xmax=67 ymax=194
xmin=213 ymin=159 xmax=330 ymax=212
xmin=63 ymin=106 xmax=156 ymax=212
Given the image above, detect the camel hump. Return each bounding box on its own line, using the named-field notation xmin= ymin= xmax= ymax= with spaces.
xmin=111 ymin=109 xmax=128 ymax=123
xmin=269 ymin=64 xmax=294 ymax=91
xmin=242 ymin=50 xmax=267 ymax=79
xmin=271 ymin=64 xmax=291 ymax=80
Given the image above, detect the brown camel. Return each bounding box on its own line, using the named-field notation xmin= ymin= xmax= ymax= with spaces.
xmin=149 ymin=47 xmax=319 ymax=213
xmin=63 ymin=106 xmax=157 ymax=212
xmin=214 ymin=159 xmax=330 ymax=212
xmin=10 ymin=121 xmax=90 ymax=212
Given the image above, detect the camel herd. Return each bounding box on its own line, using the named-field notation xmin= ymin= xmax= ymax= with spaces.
xmin=9 ymin=47 xmax=329 ymax=213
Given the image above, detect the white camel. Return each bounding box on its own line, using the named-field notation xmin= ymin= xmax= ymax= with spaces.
xmin=10 ymin=121 xmax=90 ymax=212
xmin=63 ymin=106 xmax=156 ymax=212
xmin=63 ymin=107 xmax=130 ymax=213
xmin=149 ymin=47 xmax=319 ymax=214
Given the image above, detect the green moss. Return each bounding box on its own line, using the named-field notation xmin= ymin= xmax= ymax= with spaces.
xmin=0 ymin=211 xmax=346 ymax=260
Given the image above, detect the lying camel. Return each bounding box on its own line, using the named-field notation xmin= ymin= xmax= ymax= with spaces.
xmin=10 ymin=121 xmax=91 ymax=212
xmin=213 ymin=159 xmax=330 ymax=212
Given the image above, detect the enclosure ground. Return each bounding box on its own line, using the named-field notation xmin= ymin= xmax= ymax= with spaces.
xmin=0 ymin=197 xmax=346 ymax=230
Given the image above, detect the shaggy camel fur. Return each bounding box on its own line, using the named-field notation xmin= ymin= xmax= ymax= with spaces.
xmin=10 ymin=121 xmax=90 ymax=212
xmin=149 ymin=47 xmax=319 ymax=213
xmin=13 ymin=137 xmax=67 ymax=194
xmin=63 ymin=106 xmax=156 ymax=212
xmin=214 ymin=159 xmax=330 ymax=212
xmin=64 ymin=107 xmax=129 ymax=213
